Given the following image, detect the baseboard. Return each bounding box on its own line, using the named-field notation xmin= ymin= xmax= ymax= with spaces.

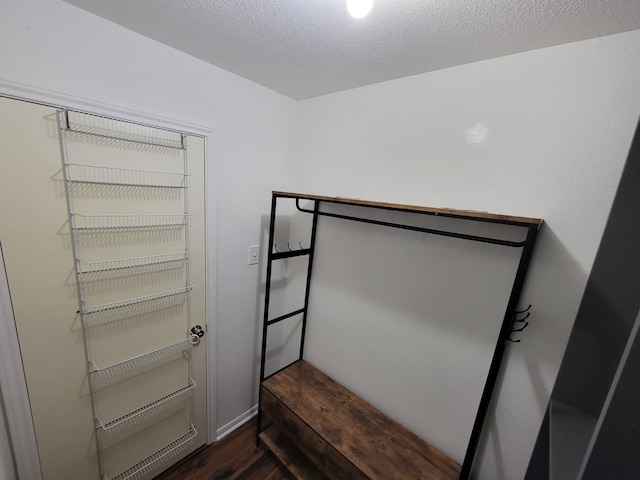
xmin=215 ymin=405 xmax=258 ymax=441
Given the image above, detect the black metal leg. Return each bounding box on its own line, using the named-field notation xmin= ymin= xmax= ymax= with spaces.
xmin=299 ymin=201 xmax=319 ymax=360
xmin=256 ymin=194 xmax=278 ymax=447
xmin=459 ymin=224 xmax=539 ymax=479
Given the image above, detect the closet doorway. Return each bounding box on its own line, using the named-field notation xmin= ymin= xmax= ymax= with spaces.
xmin=0 ymin=96 xmax=211 ymax=480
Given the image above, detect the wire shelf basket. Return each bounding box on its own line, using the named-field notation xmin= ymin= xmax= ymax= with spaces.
xmin=82 ymin=291 xmax=189 ymax=328
xmin=72 ymin=214 xmax=190 ymax=230
xmin=78 ymin=251 xmax=191 ymax=275
xmin=65 ymin=111 xmax=185 ymax=150
xmin=82 ymin=283 xmax=192 ymax=316
xmin=90 ymin=340 xmax=190 ymax=378
xmin=66 ymin=164 xmax=189 ymax=188
xmin=96 ymin=378 xmax=196 ymax=436
xmin=102 ymin=425 xmax=197 ymax=480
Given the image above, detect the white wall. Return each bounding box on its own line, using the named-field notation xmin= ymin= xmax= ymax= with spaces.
xmin=0 ymin=0 xmax=298 ymax=439
xmin=291 ymin=30 xmax=640 ymax=479
xmin=2 ymin=1 xmax=640 ymax=478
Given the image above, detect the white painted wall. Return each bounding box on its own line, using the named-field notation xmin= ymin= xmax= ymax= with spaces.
xmin=2 ymin=1 xmax=640 ymax=478
xmin=290 ymin=30 xmax=640 ymax=479
xmin=0 ymin=0 xmax=298 ymax=440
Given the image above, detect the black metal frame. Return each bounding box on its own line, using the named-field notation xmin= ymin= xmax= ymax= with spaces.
xmin=256 ymin=191 xmax=541 ymax=479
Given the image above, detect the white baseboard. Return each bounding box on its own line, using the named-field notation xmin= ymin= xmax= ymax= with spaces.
xmin=215 ymin=405 xmax=258 ymax=441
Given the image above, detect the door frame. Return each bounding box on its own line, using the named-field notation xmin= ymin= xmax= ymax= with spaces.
xmin=0 ymin=243 xmax=42 ymax=480
xmin=0 ymin=79 xmax=219 ymax=479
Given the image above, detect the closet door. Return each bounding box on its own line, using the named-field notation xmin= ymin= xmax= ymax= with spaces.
xmin=0 ymin=96 xmax=208 ymax=480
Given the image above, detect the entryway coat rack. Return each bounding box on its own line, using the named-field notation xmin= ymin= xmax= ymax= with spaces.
xmin=257 ymin=191 xmax=542 ymax=479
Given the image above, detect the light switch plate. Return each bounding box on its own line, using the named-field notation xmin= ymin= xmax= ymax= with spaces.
xmin=248 ymin=245 xmax=259 ymax=265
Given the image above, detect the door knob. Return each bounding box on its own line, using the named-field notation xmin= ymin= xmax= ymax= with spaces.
xmin=189 ymin=325 xmax=205 ymax=344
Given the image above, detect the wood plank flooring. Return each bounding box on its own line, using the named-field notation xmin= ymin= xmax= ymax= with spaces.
xmin=154 ymin=419 xmax=293 ymax=480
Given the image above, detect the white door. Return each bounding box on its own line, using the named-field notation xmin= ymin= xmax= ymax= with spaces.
xmin=0 ymin=97 xmax=208 ymax=480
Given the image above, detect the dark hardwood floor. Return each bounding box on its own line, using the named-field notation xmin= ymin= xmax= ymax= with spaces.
xmin=154 ymin=419 xmax=293 ymax=480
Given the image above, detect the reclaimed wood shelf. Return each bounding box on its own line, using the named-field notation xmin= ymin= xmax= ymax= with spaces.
xmin=260 ymin=360 xmax=461 ymax=480
xmin=273 ymin=190 xmax=542 ymax=226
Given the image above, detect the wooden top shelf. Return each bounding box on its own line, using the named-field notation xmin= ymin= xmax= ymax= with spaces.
xmin=262 ymin=360 xmax=461 ymax=480
xmin=273 ymin=191 xmax=542 ymax=226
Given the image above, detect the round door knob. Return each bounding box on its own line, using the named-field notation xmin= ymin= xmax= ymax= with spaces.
xmin=190 ymin=325 xmax=205 ymax=337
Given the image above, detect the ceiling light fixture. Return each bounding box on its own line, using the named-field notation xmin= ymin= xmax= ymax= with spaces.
xmin=346 ymin=0 xmax=373 ymax=19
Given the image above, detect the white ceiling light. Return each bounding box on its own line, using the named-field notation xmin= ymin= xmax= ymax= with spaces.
xmin=346 ymin=0 xmax=374 ymax=18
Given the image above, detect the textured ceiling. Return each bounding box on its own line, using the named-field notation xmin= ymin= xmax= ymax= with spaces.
xmin=63 ymin=0 xmax=640 ymax=100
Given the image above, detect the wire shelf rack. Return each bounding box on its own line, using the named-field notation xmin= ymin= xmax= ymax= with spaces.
xmin=82 ymin=291 xmax=188 ymax=328
xmin=72 ymin=214 xmax=190 ymax=231
xmin=90 ymin=340 xmax=190 ymax=378
xmin=66 ymin=164 xmax=189 ymax=188
xmin=82 ymin=283 xmax=193 ymax=316
xmin=77 ymin=251 xmax=191 ymax=275
xmin=58 ymin=108 xmax=197 ymax=478
xmin=65 ymin=111 xmax=185 ymax=150
xmin=96 ymin=378 xmax=196 ymax=435
xmin=102 ymin=425 xmax=197 ymax=480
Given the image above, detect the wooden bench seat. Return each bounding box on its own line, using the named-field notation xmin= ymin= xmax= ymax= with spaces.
xmin=259 ymin=360 xmax=461 ymax=480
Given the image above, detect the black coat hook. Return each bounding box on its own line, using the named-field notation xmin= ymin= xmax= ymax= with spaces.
xmin=511 ymin=321 xmax=529 ymax=333
xmin=510 ymin=305 xmax=533 ymax=343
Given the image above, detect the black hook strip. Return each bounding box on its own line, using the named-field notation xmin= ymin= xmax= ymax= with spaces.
xmin=509 ymin=305 xmax=532 ymax=343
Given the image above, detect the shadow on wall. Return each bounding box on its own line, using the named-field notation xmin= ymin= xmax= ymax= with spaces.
xmin=251 ymin=211 xmax=294 ymax=403
xmin=474 ymin=225 xmax=590 ymax=479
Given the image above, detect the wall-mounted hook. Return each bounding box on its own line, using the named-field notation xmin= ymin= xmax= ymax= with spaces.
xmin=511 ymin=321 xmax=529 ymax=333
xmin=510 ymin=304 xmax=533 ymax=343
xmin=287 ymin=242 xmax=292 ymax=252
xmin=299 ymin=241 xmax=304 ymax=250
xmin=274 ymin=244 xmax=279 ymax=254
xmin=513 ymin=312 xmax=530 ymax=323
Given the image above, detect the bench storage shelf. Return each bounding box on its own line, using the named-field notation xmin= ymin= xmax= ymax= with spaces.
xmin=260 ymin=360 xmax=461 ymax=480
